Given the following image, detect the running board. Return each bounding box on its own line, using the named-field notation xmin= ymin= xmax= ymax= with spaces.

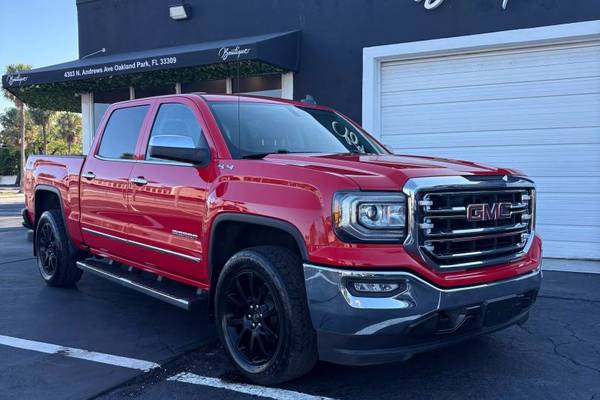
xmin=76 ymin=260 xmax=206 ymax=311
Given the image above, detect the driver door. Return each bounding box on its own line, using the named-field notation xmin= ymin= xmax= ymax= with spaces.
xmin=124 ymin=99 xmax=213 ymax=283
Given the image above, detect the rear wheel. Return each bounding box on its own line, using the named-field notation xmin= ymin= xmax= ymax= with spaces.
xmin=215 ymin=246 xmax=317 ymax=385
xmin=35 ymin=209 xmax=83 ymax=287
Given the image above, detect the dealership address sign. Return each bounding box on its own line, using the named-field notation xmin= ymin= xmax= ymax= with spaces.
xmin=61 ymin=56 xmax=178 ymax=80
xmin=415 ymin=0 xmax=509 ymax=10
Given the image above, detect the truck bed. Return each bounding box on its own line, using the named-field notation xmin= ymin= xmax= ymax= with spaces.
xmin=24 ymin=155 xmax=86 ymax=245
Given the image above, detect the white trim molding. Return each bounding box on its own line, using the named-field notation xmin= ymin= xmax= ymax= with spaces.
xmin=80 ymin=92 xmax=94 ymax=154
xmin=362 ymin=20 xmax=600 ymax=137
xmin=281 ymin=72 xmax=294 ymax=100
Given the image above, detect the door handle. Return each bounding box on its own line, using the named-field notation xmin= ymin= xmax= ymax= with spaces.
xmin=130 ymin=177 xmax=148 ymax=186
xmin=82 ymin=171 xmax=95 ymax=180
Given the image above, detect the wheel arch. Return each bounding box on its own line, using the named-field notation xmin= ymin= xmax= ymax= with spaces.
xmin=33 ymin=185 xmax=66 ymax=256
xmin=207 ymin=213 xmax=309 ymax=310
xmin=34 ymin=185 xmax=65 ymax=224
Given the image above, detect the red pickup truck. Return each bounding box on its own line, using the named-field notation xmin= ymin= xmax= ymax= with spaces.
xmin=23 ymin=94 xmax=542 ymax=384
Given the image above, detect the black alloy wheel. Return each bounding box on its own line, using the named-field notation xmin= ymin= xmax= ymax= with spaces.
xmin=222 ymin=269 xmax=283 ymax=369
xmin=35 ymin=209 xmax=83 ymax=286
xmin=37 ymin=220 xmax=59 ymax=280
xmin=215 ymin=246 xmax=318 ymax=385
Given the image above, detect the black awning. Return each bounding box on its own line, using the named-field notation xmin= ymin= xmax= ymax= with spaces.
xmin=2 ymin=30 xmax=300 ymax=89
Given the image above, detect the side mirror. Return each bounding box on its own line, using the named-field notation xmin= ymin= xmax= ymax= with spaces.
xmin=149 ymin=135 xmax=210 ymax=165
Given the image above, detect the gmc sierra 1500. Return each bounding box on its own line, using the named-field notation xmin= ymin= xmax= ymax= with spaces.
xmin=23 ymin=94 xmax=542 ymax=384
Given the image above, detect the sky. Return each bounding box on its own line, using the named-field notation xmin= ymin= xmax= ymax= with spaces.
xmin=0 ymin=0 xmax=78 ymax=113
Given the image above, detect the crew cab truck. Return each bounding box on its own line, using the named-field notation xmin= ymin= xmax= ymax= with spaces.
xmin=23 ymin=94 xmax=542 ymax=384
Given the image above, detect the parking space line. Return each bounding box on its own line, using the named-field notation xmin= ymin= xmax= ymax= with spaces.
xmin=168 ymin=372 xmax=337 ymax=400
xmin=0 ymin=257 xmax=36 ymax=266
xmin=0 ymin=335 xmax=160 ymax=371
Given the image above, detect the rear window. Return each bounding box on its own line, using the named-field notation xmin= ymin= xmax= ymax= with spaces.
xmin=97 ymin=106 xmax=149 ymax=160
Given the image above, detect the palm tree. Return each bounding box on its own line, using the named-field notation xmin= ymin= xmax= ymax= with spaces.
xmin=2 ymin=64 xmax=32 ymax=191
xmin=56 ymin=112 xmax=80 ymax=155
xmin=29 ymin=108 xmax=54 ymax=154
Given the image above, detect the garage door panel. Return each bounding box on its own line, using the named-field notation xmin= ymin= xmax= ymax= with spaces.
xmin=533 ymin=177 xmax=600 ymax=195
xmin=381 ymin=43 xmax=600 ymax=83
xmin=381 ymin=94 xmax=600 ymax=134
xmin=393 ymin=144 xmax=600 ymax=177
xmin=543 ymin=241 xmax=600 ymax=259
xmin=538 ymin=225 xmax=600 ymax=244
xmin=382 ymin=128 xmax=599 ymax=148
xmin=381 ymin=77 xmax=600 ymax=108
xmin=536 ymin=194 xmax=600 ymax=228
xmin=381 ymin=61 xmax=600 ymax=93
xmin=378 ymin=41 xmax=600 ymax=260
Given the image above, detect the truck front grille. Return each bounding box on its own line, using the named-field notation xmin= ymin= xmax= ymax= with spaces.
xmin=405 ymin=177 xmax=536 ymax=270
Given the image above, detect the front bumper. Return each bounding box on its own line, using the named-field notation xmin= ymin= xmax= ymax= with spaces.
xmin=304 ymin=263 xmax=542 ymax=366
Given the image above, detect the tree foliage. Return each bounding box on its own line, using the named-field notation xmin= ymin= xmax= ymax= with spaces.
xmin=0 ymin=106 xmax=82 ymax=175
xmin=0 ymin=108 xmax=30 ymax=147
xmin=0 ymin=147 xmax=19 ymax=175
xmin=55 ymin=112 xmax=81 ymax=154
xmin=29 ymin=108 xmax=55 ymax=154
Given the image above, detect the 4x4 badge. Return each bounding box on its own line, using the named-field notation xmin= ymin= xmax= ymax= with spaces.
xmin=218 ymin=163 xmax=234 ymax=171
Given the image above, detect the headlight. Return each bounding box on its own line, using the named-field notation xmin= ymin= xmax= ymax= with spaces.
xmin=332 ymin=192 xmax=407 ymax=242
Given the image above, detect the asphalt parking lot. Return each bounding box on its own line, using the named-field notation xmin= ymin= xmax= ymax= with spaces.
xmin=1 ymin=198 xmax=599 ymax=400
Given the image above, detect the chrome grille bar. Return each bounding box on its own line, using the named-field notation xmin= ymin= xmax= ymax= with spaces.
xmin=426 ymin=242 xmax=527 ymax=260
xmin=424 ymin=222 xmax=529 ymax=238
xmin=424 ymin=228 xmax=529 ymax=243
xmin=402 ymin=176 xmax=536 ymax=271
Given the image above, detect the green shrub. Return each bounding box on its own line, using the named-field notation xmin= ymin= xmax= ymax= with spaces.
xmin=0 ymin=147 xmax=20 ymax=176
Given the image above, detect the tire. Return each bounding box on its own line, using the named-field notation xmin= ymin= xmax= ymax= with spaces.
xmin=214 ymin=246 xmax=318 ymax=385
xmin=35 ymin=209 xmax=83 ymax=287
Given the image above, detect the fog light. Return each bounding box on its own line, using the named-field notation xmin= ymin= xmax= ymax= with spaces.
xmin=353 ymin=282 xmax=400 ymax=293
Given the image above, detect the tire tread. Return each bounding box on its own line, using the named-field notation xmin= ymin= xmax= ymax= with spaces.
xmin=215 ymin=245 xmax=317 ymax=385
xmin=36 ymin=209 xmax=83 ymax=287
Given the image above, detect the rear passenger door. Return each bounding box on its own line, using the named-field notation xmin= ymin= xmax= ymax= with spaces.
xmin=125 ymin=100 xmax=213 ymax=283
xmin=80 ymin=104 xmax=150 ymax=258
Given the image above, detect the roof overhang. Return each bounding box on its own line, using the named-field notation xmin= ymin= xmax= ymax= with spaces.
xmin=1 ymin=31 xmax=301 ymax=112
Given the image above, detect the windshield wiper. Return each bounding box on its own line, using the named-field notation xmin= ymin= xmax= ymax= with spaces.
xmin=241 ymin=149 xmax=290 ymax=159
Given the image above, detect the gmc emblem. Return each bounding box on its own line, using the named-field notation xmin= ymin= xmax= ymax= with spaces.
xmin=466 ymin=202 xmax=512 ymax=222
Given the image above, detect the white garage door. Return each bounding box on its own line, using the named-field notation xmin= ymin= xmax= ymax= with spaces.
xmin=379 ymin=40 xmax=600 ymax=260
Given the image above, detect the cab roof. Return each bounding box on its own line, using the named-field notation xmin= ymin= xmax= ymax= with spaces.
xmin=197 ymin=94 xmax=332 ymax=111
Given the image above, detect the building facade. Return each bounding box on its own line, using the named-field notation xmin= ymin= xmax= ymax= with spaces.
xmin=2 ymin=0 xmax=600 ymax=264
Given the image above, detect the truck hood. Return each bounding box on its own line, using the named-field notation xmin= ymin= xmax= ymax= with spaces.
xmin=264 ymin=153 xmax=521 ymax=190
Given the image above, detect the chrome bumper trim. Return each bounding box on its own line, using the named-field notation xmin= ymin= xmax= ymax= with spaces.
xmin=303 ymin=262 xmax=541 ymax=296
xmin=303 ymin=262 xmax=542 ymax=338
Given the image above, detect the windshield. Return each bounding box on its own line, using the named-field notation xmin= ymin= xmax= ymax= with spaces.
xmin=208 ymin=101 xmax=388 ymax=159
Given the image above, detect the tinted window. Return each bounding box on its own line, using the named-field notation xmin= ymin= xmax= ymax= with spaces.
xmin=208 ymin=102 xmax=386 ymax=159
xmin=146 ymin=103 xmax=206 ymax=160
xmin=97 ymin=106 xmax=149 ymax=159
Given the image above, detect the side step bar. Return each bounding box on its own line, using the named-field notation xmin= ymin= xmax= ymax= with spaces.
xmin=76 ymin=260 xmax=206 ymax=311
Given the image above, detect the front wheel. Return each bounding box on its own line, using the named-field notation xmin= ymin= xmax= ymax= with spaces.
xmin=35 ymin=209 xmax=83 ymax=287
xmin=214 ymin=246 xmax=317 ymax=385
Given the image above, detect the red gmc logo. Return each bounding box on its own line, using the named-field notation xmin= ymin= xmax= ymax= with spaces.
xmin=466 ymin=202 xmax=512 ymax=222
